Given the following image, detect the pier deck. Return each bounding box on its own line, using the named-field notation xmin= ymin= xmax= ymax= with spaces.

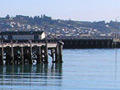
xmin=0 ymin=42 xmax=57 ymax=48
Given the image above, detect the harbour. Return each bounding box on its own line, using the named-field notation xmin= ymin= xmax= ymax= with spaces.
xmin=1 ymin=0 xmax=120 ymax=89
xmin=0 ymin=49 xmax=119 ymax=90
xmin=0 ymin=31 xmax=119 ymax=90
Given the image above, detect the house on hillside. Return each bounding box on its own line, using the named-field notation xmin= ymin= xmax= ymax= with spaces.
xmin=0 ymin=31 xmax=46 ymax=40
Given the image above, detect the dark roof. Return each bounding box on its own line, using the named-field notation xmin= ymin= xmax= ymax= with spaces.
xmin=0 ymin=31 xmax=44 ymax=35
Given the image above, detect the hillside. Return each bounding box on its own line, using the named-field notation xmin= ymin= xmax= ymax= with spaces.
xmin=0 ymin=15 xmax=120 ymax=39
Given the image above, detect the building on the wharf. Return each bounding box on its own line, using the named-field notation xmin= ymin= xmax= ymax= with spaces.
xmin=0 ymin=31 xmax=46 ymax=40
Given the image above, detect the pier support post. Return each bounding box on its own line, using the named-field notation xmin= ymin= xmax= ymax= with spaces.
xmin=59 ymin=42 xmax=63 ymax=63
xmin=14 ymin=47 xmax=18 ymax=64
xmin=21 ymin=46 xmax=24 ymax=65
xmin=55 ymin=43 xmax=60 ymax=63
xmin=51 ymin=49 xmax=55 ymax=62
xmin=11 ymin=40 xmax=14 ymax=65
xmin=37 ymin=46 xmax=42 ymax=64
xmin=0 ymin=40 xmax=4 ymax=65
xmin=29 ymin=40 xmax=33 ymax=64
xmin=55 ymin=41 xmax=63 ymax=63
xmin=55 ymin=46 xmax=58 ymax=63
xmin=41 ymin=45 xmax=45 ymax=62
xmin=24 ymin=47 xmax=29 ymax=64
xmin=44 ymin=40 xmax=48 ymax=63
xmin=41 ymin=45 xmax=48 ymax=63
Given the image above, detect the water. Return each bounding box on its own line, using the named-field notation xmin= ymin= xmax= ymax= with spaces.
xmin=0 ymin=49 xmax=120 ymax=90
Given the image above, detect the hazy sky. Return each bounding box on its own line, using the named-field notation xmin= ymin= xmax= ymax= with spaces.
xmin=1 ymin=0 xmax=120 ymax=21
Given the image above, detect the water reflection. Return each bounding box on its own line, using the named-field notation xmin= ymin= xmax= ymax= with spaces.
xmin=0 ymin=64 xmax=63 ymax=90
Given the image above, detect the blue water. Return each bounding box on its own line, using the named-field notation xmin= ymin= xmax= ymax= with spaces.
xmin=0 ymin=49 xmax=120 ymax=90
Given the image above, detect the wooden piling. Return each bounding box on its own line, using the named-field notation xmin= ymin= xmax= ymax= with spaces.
xmin=41 ymin=45 xmax=45 ymax=62
xmin=14 ymin=47 xmax=19 ymax=64
xmin=44 ymin=40 xmax=48 ymax=63
xmin=51 ymin=49 xmax=55 ymax=62
xmin=29 ymin=40 xmax=33 ymax=64
xmin=59 ymin=42 xmax=63 ymax=63
xmin=54 ymin=41 xmax=63 ymax=63
xmin=24 ymin=47 xmax=29 ymax=64
xmin=37 ymin=46 xmax=42 ymax=63
xmin=55 ymin=44 xmax=60 ymax=63
xmin=0 ymin=40 xmax=4 ymax=65
xmin=21 ymin=46 xmax=24 ymax=65
xmin=11 ymin=40 xmax=14 ymax=65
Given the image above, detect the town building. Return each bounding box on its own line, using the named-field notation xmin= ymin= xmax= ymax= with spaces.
xmin=0 ymin=31 xmax=46 ymax=40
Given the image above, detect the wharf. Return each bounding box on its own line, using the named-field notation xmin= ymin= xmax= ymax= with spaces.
xmin=0 ymin=40 xmax=63 ymax=65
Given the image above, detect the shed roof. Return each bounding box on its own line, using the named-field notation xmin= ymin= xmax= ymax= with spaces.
xmin=0 ymin=31 xmax=44 ymax=35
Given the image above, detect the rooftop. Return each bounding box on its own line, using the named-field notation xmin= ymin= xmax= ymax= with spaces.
xmin=0 ymin=31 xmax=44 ymax=35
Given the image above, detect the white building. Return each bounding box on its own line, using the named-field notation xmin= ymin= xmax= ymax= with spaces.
xmin=0 ymin=31 xmax=46 ymax=40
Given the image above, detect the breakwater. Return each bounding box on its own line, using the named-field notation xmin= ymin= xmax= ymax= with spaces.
xmin=49 ymin=39 xmax=120 ymax=49
xmin=62 ymin=39 xmax=113 ymax=49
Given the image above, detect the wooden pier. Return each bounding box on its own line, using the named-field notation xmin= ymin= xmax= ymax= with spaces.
xmin=0 ymin=40 xmax=64 ymax=65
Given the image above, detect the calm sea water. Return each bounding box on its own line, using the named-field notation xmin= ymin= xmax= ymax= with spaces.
xmin=0 ymin=49 xmax=120 ymax=90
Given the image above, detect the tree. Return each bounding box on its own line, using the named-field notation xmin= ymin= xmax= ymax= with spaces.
xmin=5 ymin=15 xmax=10 ymax=19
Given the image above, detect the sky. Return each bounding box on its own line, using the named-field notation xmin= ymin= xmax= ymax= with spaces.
xmin=0 ymin=0 xmax=120 ymax=22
